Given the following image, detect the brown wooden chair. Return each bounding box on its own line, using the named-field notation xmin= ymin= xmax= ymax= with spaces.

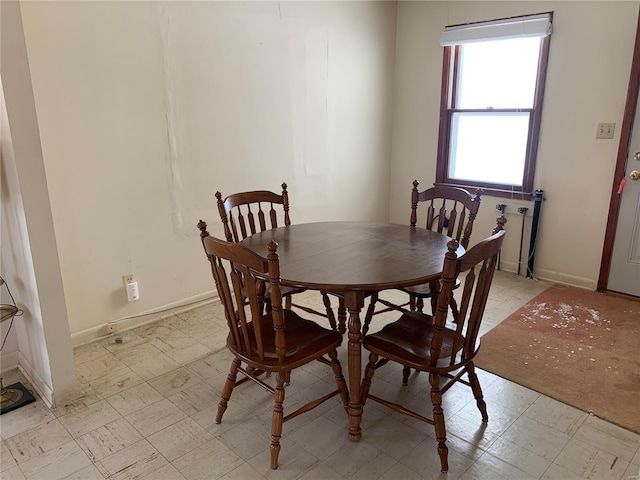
xmin=211 ymin=183 xmax=339 ymax=330
xmin=198 ymin=229 xmax=349 ymax=470
xmin=363 ymin=181 xmax=483 ymax=334
xmin=360 ymin=227 xmax=506 ymax=473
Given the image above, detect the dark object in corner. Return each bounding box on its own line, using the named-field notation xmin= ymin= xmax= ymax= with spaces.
xmin=1 ymin=380 xmax=36 ymax=415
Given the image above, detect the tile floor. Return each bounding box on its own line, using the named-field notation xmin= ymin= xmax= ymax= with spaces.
xmin=1 ymin=271 xmax=639 ymax=480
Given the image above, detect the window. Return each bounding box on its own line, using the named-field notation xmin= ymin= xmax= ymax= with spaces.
xmin=436 ymin=13 xmax=552 ymax=200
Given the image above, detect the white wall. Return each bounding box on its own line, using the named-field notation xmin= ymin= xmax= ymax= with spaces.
xmin=391 ymin=1 xmax=638 ymax=288
xmin=16 ymin=1 xmax=397 ymax=341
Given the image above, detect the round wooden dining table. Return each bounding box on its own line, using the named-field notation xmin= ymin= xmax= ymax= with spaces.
xmin=240 ymin=221 xmax=463 ymax=441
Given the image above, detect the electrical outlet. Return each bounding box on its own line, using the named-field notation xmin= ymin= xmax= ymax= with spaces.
xmin=106 ymin=322 xmax=117 ymax=334
xmin=596 ymin=122 xmax=615 ymax=139
xmin=122 ymin=273 xmax=135 ymax=286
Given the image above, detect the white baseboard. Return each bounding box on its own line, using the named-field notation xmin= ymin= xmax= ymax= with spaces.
xmin=71 ymin=290 xmax=219 ymax=347
xmin=531 ymin=268 xmax=596 ymax=290
xmin=495 ymin=261 xmax=596 ymax=290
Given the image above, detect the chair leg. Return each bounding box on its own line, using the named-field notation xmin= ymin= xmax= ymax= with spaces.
xmin=285 ymin=295 xmax=292 ymax=310
xmin=429 ymin=372 xmax=449 ymax=473
xmin=217 ymin=357 xmax=241 ymax=424
xmin=360 ymin=352 xmax=378 ymax=407
xmin=409 ymin=294 xmax=417 ymax=311
xmin=322 ymin=292 xmax=338 ymax=331
xmin=270 ymin=372 xmax=286 ymax=470
xmin=416 ymin=296 xmax=424 ymax=313
xmin=402 ymin=366 xmax=411 ymax=386
xmin=362 ymin=293 xmax=379 ymax=336
xmin=467 ymin=362 xmax=488 ymax=422
xmin=284 ymin=371 xmax=291 ymax=386
xmin=328 ymin=349 xmax=349 ymax=410
xmin=337 ymin=297 xmax=347 ymax=334
xmin=430 ymin=294 xmax=438 ymax=316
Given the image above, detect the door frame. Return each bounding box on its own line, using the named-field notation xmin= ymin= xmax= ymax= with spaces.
xmin=598 ymin=8 xmax=640 ymax=295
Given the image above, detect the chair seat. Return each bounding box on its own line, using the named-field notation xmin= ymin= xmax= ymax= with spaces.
xmin=229 ymin=309 xmax=343 ymax=372
xmin=399 ymin=278 xmax=461 ymax=298
xmin=363 ymin=312 xmax=478 ymax=372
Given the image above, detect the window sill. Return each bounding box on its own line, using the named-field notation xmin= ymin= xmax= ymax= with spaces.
xmin=434 ymin=182 xmax=533 ymax=202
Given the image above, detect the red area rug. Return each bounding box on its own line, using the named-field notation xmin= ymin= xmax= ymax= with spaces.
xmin=475 ymin=285 xmax=640 ymax=433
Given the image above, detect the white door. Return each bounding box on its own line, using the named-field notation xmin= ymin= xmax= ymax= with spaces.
xmin=608 ymin=93 xmax=640 ymax=296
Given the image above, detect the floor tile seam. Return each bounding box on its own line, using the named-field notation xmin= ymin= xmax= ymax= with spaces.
xmin=577 ymin=419 xmax=640 ymax=448
xmin=76 ymin=361 xmax=134 ymax=384
xmin=81 ymin=364 xmax=144 ymax=390
xmin=102 ymin=381 xmax=166 ymax=417
xmin=285 ymin=432 xmax=341 ymax=465
xmin=520 ymin=402 xmax=589 ymax=439
xmin=71 ymin=447 xmax=109 ymax=480
xmin=551 ymin=436 xmax=632 ymax=478
xmin=135 ymin=442 xmax=174 ymax=480
xmin=98 ymin=437 xmax=169 ymax=480
xmin=357 ymin=429 xmax=428 ymax=463
xmin=502 ymin=415 xmax=574 ymax=462
xmin=78 ymin=415 xmax=154 ymax=463
xmin=147 ymin=368 xmax=208 ymax=398
xmin=5 ymin=419 xmax=85 ymax=467
xmin=486 ymin=435 xmax=558 ymax=476
xmin=219 ymin=434 xmax=270 ymax=466
xmin=57 ymin=409 xmax=125 ymax=442
xmin=396 ymin=437 xmax=478 ymax=479
xmin=570 ymin=434 xmax=638 ymax=464
xmin=476 ymin=406 xmax=528 ymax=452
xmin=124 ymin=406 xmax=189 ymax=440
xmin=538 ymin=460 xmax=564 ymax=480
xmin=543 ymin=455 xmax=632 ymax=480
xmin=316 ymin=444 xmax=395 ymax=480
xmin=471 ymin=449 xmax=544 ymax=480
xmin=16 ymin=438 xmax=94 ymax=480
xmin=73 ymin=351 xmax=117 ymax=367
xmin=112 ymin=345 xmax=179 ymax=366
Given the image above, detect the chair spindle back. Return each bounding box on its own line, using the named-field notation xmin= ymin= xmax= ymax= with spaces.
xmin=216 ymin=183 xmax=291 ymax=243
xmin=410 ymin=181 xmax=482 ymax=249
xmin=430 ymin=229 xmax=505 ymax=367
xmin=202 ymin=234 xmax=287 ymax=363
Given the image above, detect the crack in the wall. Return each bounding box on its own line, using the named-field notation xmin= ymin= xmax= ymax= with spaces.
xmin=156 ymin=3 xmax=184 ymax=230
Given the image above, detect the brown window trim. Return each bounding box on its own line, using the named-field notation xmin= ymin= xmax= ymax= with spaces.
xmin=435 ymin=13 xmax=553 ymax=201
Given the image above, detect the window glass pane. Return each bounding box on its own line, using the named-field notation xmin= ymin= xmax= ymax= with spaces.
xmin=448 ymin=112 xmax=530 ymax=186
xmin=457 ymin=37 xmax=541 ymax=109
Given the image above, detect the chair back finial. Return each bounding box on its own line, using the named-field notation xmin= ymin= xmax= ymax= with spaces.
xmin=281 ymin=183 xmax=291 ymax=227
xmin=197 ymin=219 xmax=209 ymax=239
xmin=493 ymin=214 xmax=507 ymax=234
xmin=197 ymin=219 xmax=211 ymax=255
xmin=410 ymin=180 xmax=420 ymax=227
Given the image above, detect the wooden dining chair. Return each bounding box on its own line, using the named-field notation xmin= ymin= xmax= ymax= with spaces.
xmin=360 ymin=227 xmax=506 ymax=473
xmin=199 ymin=230 xmax=349 ymax=470
xmin=363 ymin=181 xmax=483 ymax=333
xmin=212 ymin=183 xmax=338 ymax=330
